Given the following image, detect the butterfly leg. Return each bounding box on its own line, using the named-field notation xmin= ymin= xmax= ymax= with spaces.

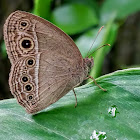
xmin=88 ymin=76 xmax=107 ymax=92
xmin=72 ymin=89 xmax=77 ymax=108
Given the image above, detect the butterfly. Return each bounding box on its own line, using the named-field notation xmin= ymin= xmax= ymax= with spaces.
xmin=3 ymin=11 xmax=107 ymax=114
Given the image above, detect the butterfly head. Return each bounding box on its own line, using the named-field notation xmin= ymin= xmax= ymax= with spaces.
xmin=84 ymin=57 xmax=94 ymax=73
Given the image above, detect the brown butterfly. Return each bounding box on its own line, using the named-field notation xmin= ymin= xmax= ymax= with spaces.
xmin=3 ymin=11 xmax=108 ymax=114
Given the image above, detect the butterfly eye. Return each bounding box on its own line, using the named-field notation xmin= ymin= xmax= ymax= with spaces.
xmin=26 ymin=57 xmax=36 ymax=67
xmin=22 ymin=39 xmax=31 ymax=48
xmin=21 ymin=21 xmax=27 ymax=27
xmin=22 ymin=76 xmax=28 ymax=82
xmin=28 ymin=95 xmax=33 ymax=100
xmin=19 ymin=20 xmax=29 ymax=30
xmin=19 ymin=37 xmax=34 ymax=52
xmin=22 ymin=71 xmax=27 ymax=74
xmin=28 ymin=59 xmax=34 ymax=65
xmin=24 ymin=83 xmax=34 ymax=92
xmin=21 ymin=75 xmax=29 ymax=83
xmin=25 ymin=84 xmax=32 ymax=91
xmin=27 ymin=94 xmax=34 ymax=101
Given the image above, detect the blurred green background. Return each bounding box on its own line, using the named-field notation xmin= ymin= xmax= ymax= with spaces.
xmin=0 ymin=0 xmax=140 ymax=100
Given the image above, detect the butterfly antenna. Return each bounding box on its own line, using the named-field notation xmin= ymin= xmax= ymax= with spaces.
xmin=86 ymin=26 xmax=104 ymax=57
xmin=87 ymin=44 xmax=111 ymax=57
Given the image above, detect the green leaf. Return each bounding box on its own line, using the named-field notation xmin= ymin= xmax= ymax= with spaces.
xmin=0 ymin=68 xmax=140 ymax=139
xmin=1 ymin=42 xmax=7 ymax=58
xmin=51 ymin=3 xmax=98 ymax=35
xmin=63 ymin=0 xmax=99 ymax=14
xmin=34 ymin=0 xmax=52 ymax=20
xmin=100 ymin=0 xmax=140 ymax=24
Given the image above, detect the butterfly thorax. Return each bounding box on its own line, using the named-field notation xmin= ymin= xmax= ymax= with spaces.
xmin=83 ymin=57 xmax=94 ymax=76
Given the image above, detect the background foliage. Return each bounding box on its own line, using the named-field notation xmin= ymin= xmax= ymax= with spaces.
xmin=0 ymin=0 xmax=140 ymax=139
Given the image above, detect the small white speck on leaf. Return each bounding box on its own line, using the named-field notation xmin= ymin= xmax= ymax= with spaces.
xmin=90 ymin=130 xmax=107 ymax=140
